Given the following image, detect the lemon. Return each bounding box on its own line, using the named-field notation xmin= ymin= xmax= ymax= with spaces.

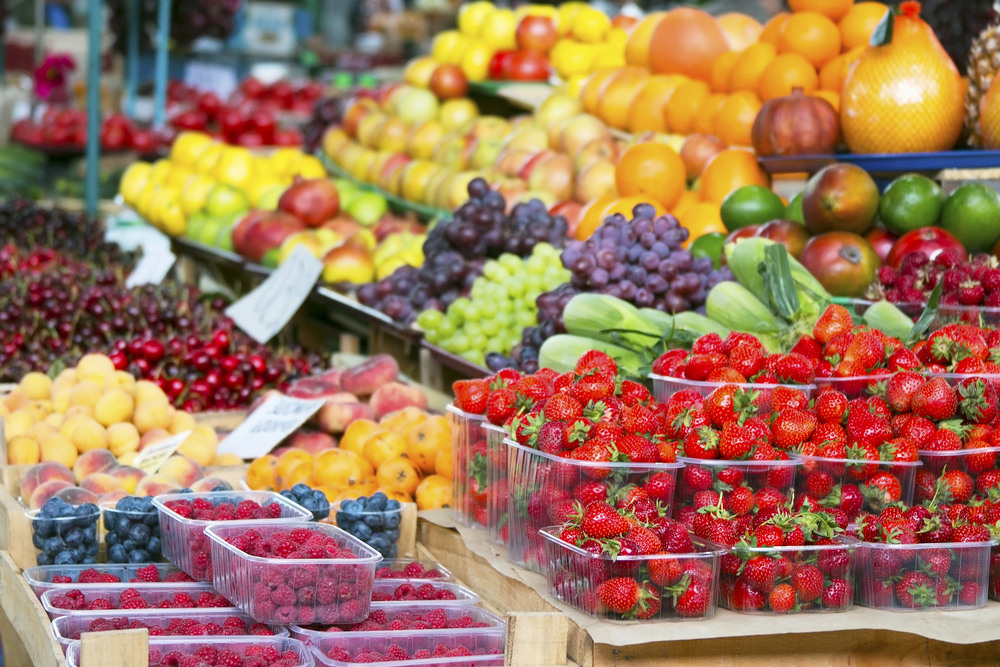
xmin=148 ymin=159 xmax=173 ymax=185
xmin=460 ymin=43 xmax=494 ymax=82
xmin=269 ymin=147 xmax=303 ymax=177
xmin=457 ymin=1 xmax=493 ymax=36
xmin=480 ymin=8 xmax=517 ymax=50
xmin=119 ymin=163 xmax=151 ymax=205
xmin=551 ymin=40 xmax=595 ymax=79
xmin=558 ymin=2 xmax=588 ymax=36
xmin=170 ymin=131 xmax=213 ymax=167
xmin=431 ymin=31 xmax=463 ymax=63
xmin=180 ymin=174 xmax=216 ymax=216
xmin=196 ymin=144 xmax=225 ymax=174
xmin=572 ymin=8 xmax=611 ymax=43
xmin=292 ymin=155 xmax=326 ymax=179
xmin=214 ymin=146 xmax=255 ymax=189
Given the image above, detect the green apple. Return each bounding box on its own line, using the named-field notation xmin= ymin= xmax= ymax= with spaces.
xmin=198 ymin=216 xmax=225 ymax=246
xmin=185 ymin=211 xmax=207 ymax=240
xmin=216 ymin=223 xmax=236 ymax=252
xmin=347 ymin=192 xmax=388 ymax=227
xmin=204 ymin=183 xmax=250 ymax=218
xmin=257 ymin=184 xmax=286 ymax=211
xmin=334 ymin=179 xmax=361 ymax=208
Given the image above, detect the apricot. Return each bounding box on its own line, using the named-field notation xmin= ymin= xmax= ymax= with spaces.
xmin=363 ymin=431 xmax=408 ymax=470
xmin=169 ymin=411 xmax=197 ymax=435
xmin=177 ymin=432 xmax=217 ymax=467
xmin=95 ymin=389 xmax=135 ymax=427
xmin=134 ymin=380 xmax=169 ymax=406
xmin=104 ymin=371 xmax=137 ymax=394
xmin=405 ymin=415 xmax=451 ymax=475
xmin=191 ymin=476 xmax=233 ymax=492
xmin=69 ymin=380 xmax=103 ymax=409
xmin=70 ymin=417 xmax=109 ymax=452
xmin=8 ymin=435 xmax=40 ymax=464
xmin=29 ymin=423 xmax=57 ymax=442
xmin=73 ymin=448 xmax=118 ymax=482
xmin=376 ymin=456 xmax=421 ymax=496
xmin=246 ymin=454 xmax=279 ymax=490
xmin=20 ymin=372 xmax=53 ymax=400
xmin=40 ymin=433 xmax=78 ymax=468
xmin=340 ymin=419 xmax=379 ymax=459
xmin=76 ymin=353 xmax=116 ymax=383
xmin=52 ymin=391 xmax=71 ymax=414
xmin=416 ymin=474 xmax=453 ymax=510
xmin=312 ymin=449 xmax=368 ymax=488
xmin=160 ymin=454 xmax=204 ymax=487
xmin=378 ymin=406 xmax=428 ymax=434
xmin=275 ymin=449 xmax=313 ymax=488
xmin=108 ymin=422 xmax=141 ymax=458
xmin=51 ymin=369 xmax=78 ymax=395
xmin=212 ymin=452 xmax=243 ymax=467
xmin=133 ymin=401 xmax=172 ymax=435
xmin=435 ymin=445 xmax=454 ymax=479
xmin=109 ymin=465 xmax=146 ymax=494
xmin=4 ymin=410 xmax=35 ymax=440
xmin=285 ymin=460 xmax=313 ymax=489
xmin=44 ymin=413 xmax=65 ymax=429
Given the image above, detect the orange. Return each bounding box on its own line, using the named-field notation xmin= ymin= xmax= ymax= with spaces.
xmin=664 ymin=80 xmax=711 ymax=134
xmin=717 ymin=12 xmax=763 ymax=51
xmin=312 ymin=449 xmax=368 ymax=488
xmin=678 ymin=202 xmax=727 ymax=248
xmin=615 ymin=142 xmax=687 ymax=209
xmin=580 ymin=68 xmax=619 ymax=115
xmin=758 ymin=53 xmax=819 ymax=102
xmin=648 ymin=7 xmax=731 ymax=81
xmin=603 ymin=196 xmax=666 ymax=219
xmin=597 ymin=67 xmax=650 ymax=129
xmin=693 ymin=93 xmax=727 ymax=135
xmin=333 ymin=482 xmax=379 ymax=502
xmin=839 ymin=2 xmax=888 ymax=51
xmin=759 ymin=12 xmax=789 ymax=46
xmin=381 ymin=489 xmax=413 ymax=504
xmin=710 ymin=51 xmax=739 ymax=93
xmin=812 ymin=89 xmax=841 ymax=112
xmin=788 ymin=0 xmax=853 ymax=22
xmin=405 ymin=415 xmax=450 ymax=475
xmin=779 ymin=11 xmax=841 ymax=68
xmin=246 ymin=454 xmax=278 ymax=490
xmin=699 ymin=149 xmax=771 ymax=203
xmin=627 ymin=75 xmax=687 ymax=132
xmin=376 ymin=456 xmax=421 ymax=496
xmin=577 ymin=195 xmax=618 ymax=239
xmin=712 ymin=92 xmax=762 ymax=147
xmin=818 ymin=47 xmax=864 ymax=92
xmin=671 ymin=190 xmax=700 ymax=218
xmin=340 ymin=419 xmax=379 ymax=459
xmin=625 ymin=12 xmax=666 ymax=68
xmin=728 ymin=43 xmax=777 ymax=93
xmin=415 ymin=474 xmax=453 ymax=511
xmin=363 ymin=430 xmax=407 ymax=469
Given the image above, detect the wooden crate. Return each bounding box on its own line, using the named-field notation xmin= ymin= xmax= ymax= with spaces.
xmin=416 ymin=512 xmax=1000 ymax=667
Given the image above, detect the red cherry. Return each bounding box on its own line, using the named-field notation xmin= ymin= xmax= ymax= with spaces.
xmin=142 ymin=339 xmax=165 ymax=362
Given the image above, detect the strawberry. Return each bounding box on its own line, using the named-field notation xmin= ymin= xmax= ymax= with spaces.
xmin=770 ymin=409 xmax=817 ymax=451
xmin=976 ymin=469 xmax=1000 ymax=496
xmin=923 ymin=425 xmax=964 ymax=452
xmin=683 ymin=426 xmax=720 ymax=460
xmin=862 ymin=470 xmax=903 ymax=507
xmin=570 ymin=442 xmax=612 ymax=479
xmin=691 ymin=333 xmax=726 ymax=355
xmin=879 ymin=436 xmax=919 ymax=463
xmin=724 ymin=486 xmax=755 ymax=516
xmin=790 ymin=564 xmax=824 ymax=603
xmin=544 ymin=393 xmax=584 ymax=422
xmin=789 ymin=334 xmax=822 ymax=360
xmin=625 ymin=526 xmax=662 ymax=555
xmin=843 ymin=331 xmax=886 ymax=370
xmin=685 ymin=353 xmax=726 ymax=381
xmin=452 ymin=379 xmax=489 ymax=414
xmin=767 ymin=583 xmax=798 ymax=612
xmin=575 ymin=350 xmax=617 ymax=378
xmin=754 ymin=523 xmax=785 ymax=547
xmin=621 ymin=403 xmax=659 ymax=436
xmin=822 ymin=578 xmax=853 ymax=609
xmin=619 ymin=380 xmax=652 ymax=407
xmin=884 ymin=371 xmax=925 ymax=413
xmin=570 ymin=375 xmax=615 ymax=405
xmin=581 ymin=502 xmax=630 ymax=538
xmin=805 ymin=470 xmax=834 ymax=499
xmin=719 ymin=422 xmax=755 ymax=460
xmin=729 ymin=343 xmax=764 ymax=378
xmin=731 ymin=579 xmax=766 ymax=611
xmin=774 ymin=353 xmax=815 ymax=384
xmin=635 ymin=583 xmax=662 ymax=620
xmin=643 ymin=471 xmax=676 ymax=504
xmin=957 ymin=378 xmax=999 ymax=425
xmin=894 ymin=571 xmax=936 ymax=608
xmin=596 ymin=577 xmax=644 ymax=614
xmin=886 ymin=347 xmax=922 ymax=372
xmin=563 ymin=416 xmax=593 ymax=450
xmin=771 ymin=386 xmax=809 ymax=412
xmin=953 ymin=523 xmax=991 ymax=542
xmin=910 ymin=377 xmax=957 ymax=421
xmin=513 ymin=376 xmax=552 ymax=403
xmin=814 ymin=305 xmax=853 ymax=345
xmin=535 ymin=419 xmax=568 ymax=454
xmin=742 ymin=555 xmax=779 ymax=594
xmin=494 ymin=368 xmax=521 ymax=386
xmin=917 ymin=548 xmax=951 ymax=577
xmin=941 ymin=469 xmax=974 ymax=504
xmin=673 ymin=578 xmax=712 ymax=617
xmin=648 ymin=556 xmax=682 ymax=586
xmin=486 ymin=388 xmax=517 ymax=425
xmin=815 ymin=391 xmax=848 ymax=424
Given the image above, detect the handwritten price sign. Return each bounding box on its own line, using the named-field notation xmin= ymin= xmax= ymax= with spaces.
xmin=216 ymin=395 xmax=326 ymax=458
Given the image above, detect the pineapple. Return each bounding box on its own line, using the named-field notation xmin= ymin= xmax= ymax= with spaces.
xmin=966 ymin=21 xmax=1000 ymax=146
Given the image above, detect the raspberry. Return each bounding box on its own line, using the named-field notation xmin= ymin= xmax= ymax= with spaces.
xmin=272 ymin=539 xmax=297 ymax=558
xmin=178 ymin=654 xmax=206 ymax=667
xmin=449 ymin=615 xmax=475 ymax=628
xmin=339 ymin=598 xmax=366 ymax=621
xmin=386 ymin=619 xmax=406 ymax=631
xmin=194 ymin=647 xmax=217 ymax=663
xmin=135 ymin=564 xmax=161 ymax=583
xmin=449 ymin=646 xmax=473 ymax=657
xmin=214 ymin=504 xmax=237 ymax=521
xmin=203 ymin=623 xmax=223 ymax=634
xmin=166 ymin=500 xmax=193 ymax=518
xmin=243 ymin=657 xmax=267 ymax=667
xmin=437 ymin=589 xmax=457 ymax=600
xmin=267 ymin=503 xmax=281 ymax=518
xmin=263 ymin=568 xmax=286 ymax=585
xmin=353 ymin=651 xmax=384 ymax=663
xmin=216 ymin=649 xmax=242 ymax=667
xmin=260 ymin=646 xmax=281 ymax=662
xmin=289 ymin=527 xmax=313 ymax=544
xmin=51 ymin=575 xmax=72 ymax=583
xmin=188 ymin=624 xmax=211 ymax=636
xmin=426 ymin=608 xmax=448 ymax=629
xmin=326 ymin=647 xmax=351 ymax=662
xmin=281 ymin=651 xmax=298 ymax=662
xmin=78 ymin=568 xmax=103 ymax=583
xmin=386 ymin=646 xmax=411 ymax=661
xmin=433 ymin=643 xmax=451 ymax=657
xmin=316 ymin=579 xmax=337 ymax=605
xmin=173 ymin=592 xmax=195 ymax=608
xmin=236 ymin=500 xmax=261 ymax=519
xmin=296 ymin=587 xmax=316 ymax=606
xmin=149 ymin=627 xmax=168 ymax=636
xmin=223 ymin=616 xmax=246 ymax=630
xmin=119 ymin=597 xmax=149 ymax=609
xmin=84 ymin=599 xmax=112 ymax=610
xmin=352 ymin=620 xmax=383 ymax=632
xmin=286 ymin=564 xmax=318 ymax=588
xmin=119 ymin=588 xmax=142 ymax=601
xmin=275 ymin=605 xmax=297 ymax=624
xmin=192 ymin=498 xmax=213 ymax=512
xmin=424 ymin=569 xmax=443 ymax=579
xmin=372 ymin=591 xmax=392 ymax=601
xmin=393 ymin=583 xmax=415 ymax=599
xmin=409 ymin=620 xmax=431 ymax=630
xmin=416 ymin=583 xmax=436 ymax=600
xmin=165 ymin=572 xmax=195 ymax=583
xmin=368 ymin=609 xmax=388 ymax=625
xmin=270 ymin=584 xmax=296 ymax=607
xmin=162 ymin=650 xmax=185 ymax=666
xmin=88 ymin=619 xmax=113 ymax=632
xmin=296 ymin=605 xmax=315 ymax=625
xmin=255 ymin=596 xmax=280 ymax=619
xmin=413 ymin=649 xmax=432 ymax=659
xmin=111 ymin=618 xmax=130 ymax=630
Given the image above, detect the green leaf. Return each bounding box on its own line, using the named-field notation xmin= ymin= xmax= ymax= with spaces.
xmin=869 ymin=6 xmax=898 ymax=47
xmin=908 ymin=283 xmax=942 ymax=343
xmin=760 ymin=244 xmax=800 ymax=321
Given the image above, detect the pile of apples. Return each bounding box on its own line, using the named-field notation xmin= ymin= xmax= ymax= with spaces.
xmin=11 ymin=109 xmax=168 ymax=154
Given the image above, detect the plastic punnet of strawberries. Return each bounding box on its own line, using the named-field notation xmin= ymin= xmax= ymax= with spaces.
xmin=913 ymin=323 xmax=1000 ymax=376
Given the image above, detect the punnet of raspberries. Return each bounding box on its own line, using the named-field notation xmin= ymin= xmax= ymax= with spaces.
xmin=142 ymin=642 xmax=304 ymax=667
xmin=324 ymin=642 xmax=503 ymax=663
xmin=47 ymin=586 xmax=231 ymax=611
xmin=47 ymin=564 xmax=193 ymax=585
xmin=61 ymin=614 xmax=275 ymax=639
xmin=370 ymin=581 xmax=461 ymax=602
xmin=305 ymin=606 xmax=494 ymax=633
xmin=374 ymin=560 xmax=448 ymax=580
xmin=866 ymin=250 xmax=1000 ymax=308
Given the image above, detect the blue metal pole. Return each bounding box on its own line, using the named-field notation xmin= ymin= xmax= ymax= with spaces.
xmin=85 ymin=0 xmax=102 ymax=215
xmin=125 ymin=0 xmax=139 ymax=118
xmin=152 ymin=0 xmax=172 ymax=128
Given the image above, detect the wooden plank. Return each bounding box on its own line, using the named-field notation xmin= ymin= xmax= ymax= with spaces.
xmin=80 ymin=628 xmax=148 ymax=667
xmin=0 ymin=606 xmax=35 ymax=667
xmin=0 ymin=551 xmax=66 ymax=667
xmin=506 ymin=612 xmax=568 ymax=667
xmin=0 ymin=481 xmax=34 ymax=571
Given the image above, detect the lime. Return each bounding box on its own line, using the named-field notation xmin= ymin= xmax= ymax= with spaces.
xmin=720 ymin=185 xmax=786 ymax=232
xmin=879 ymin=174 xmax=943 ymax=235
xmin=940 ymin=183 xmax=1000 ymax=252
xmin=689 ymin=232 xmax=726 ymax=269
xmin=785 ymin=192 xmax=804 ymax=224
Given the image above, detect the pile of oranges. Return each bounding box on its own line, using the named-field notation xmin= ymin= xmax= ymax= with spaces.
xmin=246 ymin=407 xmax=454 ymax=511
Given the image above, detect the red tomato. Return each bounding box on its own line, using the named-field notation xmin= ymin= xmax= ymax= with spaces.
xmin=516 ymin=16 xmax=557 ymax=52
xmin=488 ymin=51 xmax=515 ymax=80
xmin=507 ymin=50 xmax=551 ymax=82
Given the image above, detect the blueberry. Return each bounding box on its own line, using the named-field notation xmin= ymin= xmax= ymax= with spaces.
xmin=32 ymin=532 xmax=46 ymax=549
xmin=351 ymin=523 xmax=372 ymax=541
xmin=341 ymin=500 xmax=363 ymax=522
xmin=83 ymin=555 xmax=96 ymax=565
xmin=129 ymin=523 xmax=151 ymax=543
xmin=123 ymin=539 xmax=137 ymax=552
xmin=335 ymin=511 xmax=348 ymax=525
xmin=104 ymin=511 xmax=119 ymax=530
xmin=177 ymin=488 xmax=193 ymax=494
xmin=144 ymin=512 xmax=158 ymax=527
xmin=279 ymin=490 xmax=293 ymax=500
xmin=385 ymin=528 xmax=400 ymax=542
xmin=128 ymin=549 xmax=149 ymax=563
xmin=292 ymin=483 xmax=312 ymax=496
xmin=385 ymin=513 xmax=401 ymax=529
xmin=106 ymin=531 xmax=120 ymax=546
xmin=36 ymin=552 xmax=52 ymax=565
xmin=33 ymin=518 xmax=53 ymax=538
xmin=386 ymin=499 xmax=401 ymax=511
xmin=63 ymin=528 xmax=83 ymax=548
xmin=109 ymin=544 xmax=128 ymax=562
xmin=116 ymin=521 xmax=131 ymax=538
xmin=367 ymin=493 xmax=387 ymax=512
xmin=363 ymin=514 xmax=384 ymax=529
xmin=44 ymin=537 xmax=65 ymax=554
xmin=76 ymin=503 xmax=99 ymax=517
xmin=54 ymin=551 xmax=74 ymax=565
xmin=387 ymin=544 xmax=398 ymax=558
xmin=148 ymin=536 xmax=161 ymax=556
xmin=69 ymin=546 xmax=85 ymax=562
xmin=368 ymin=533 xmax=389 ymax=553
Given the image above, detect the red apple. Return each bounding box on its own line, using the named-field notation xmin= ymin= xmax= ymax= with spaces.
xmin=130 ymin=129 xmax=156 ymax=154
xmin=489 ymin=51 xmax=515 ymax=80
xmin=273 ymin=128 xmax=303 ymax=146
xmin=219 ymin=108 xmax=249 ymax=141
xmin=886 ymin=227 xmax=967 ymax=269
xmin=271 ymin=81 xmax=295 ymax=108
xmin=865 ymin=225 xmax=898 ymax=264
xmin=197 ymin=92 xmax=223 ymax=119
xmin=799 ymin=231 xmax=880 ymax=297
xmin=279 ymin=178 xmax=341 ymax=227
xmin=242 ymin=212 xmax=307 ymax=263
xmin=241 ymin=77 xmax=267 ymax=100
xmin=172 ymin=110 xmax=208 ymax=132
xmin=249 ymin=110 xmax=277 ymax=144
xmin=507 ymin=50 xmax=551 ymax=82
xmin=516 ymin=16 xmax=557 ymax=52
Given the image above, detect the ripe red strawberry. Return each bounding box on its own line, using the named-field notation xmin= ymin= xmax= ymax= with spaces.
xmin=563 ymin=416 xmax=593 ymax=450
xmin=884 ymin=371 xmax=926 ymax=413
xmin=570 ymin=441 xmax=612 ymax=478
xmin=976 ymin=469 xmax=1000 ymax=496
xmin=910 ymin=378 xmax=958 ymax=421
xmin=791 ymin=564 xmax=824 ymax=603
xmin=596 ymin=577 xmax=643 ymax=614
xmin=719 ymin=422 xmax=755 ymax=460
xmin=619 ymin=380 xmax=652 ymax=406
xmin=729 ymin=343 xmax=764 ymax=378
xmin=724 ymin=486 xmax=755 ymax=516
xmin=923 ymin=426 xmax=964 ymax=452
xmin=683 ymin=426 xmax=720 ymax=460
xmin=863 ymin=470 xmax=903 ymax=506
xmin=692 ymin=332 xmax=726 ymax=355
xmin=452 ymin=379 xmax=490 ymax=414
xmin=774 ymin=353 xmax=815 ymax=384
xmin=822 ymin=578 xmax=853 ymax=609
xmin=952 ymin=523 xmax=991 ymax=543
xmin=815 ymin=391 xmax=848 ymax=424
xmin=789 ymin=334 xmax=822 ymax=360
xmin=805 ymin=470 xmax=834 ymax=499
xmin=957 ymin=378 xmax=999 ymax=425
xmin=771 ymin=386 xmax=810 ymax=412
xmin=771 ymin=409 xmax=817 ymax=451
xmin=625 ymin=526 xmax=662 ymax=555
xmin=754 ymin=523 xmax=785 ymax=547
xmin=616 ymin=434 xmax=659 ymax=463
xmin=570 ymin=375 xmax=615 ymax=405
xmin=621 ymin=403 xmax=659 ymax=436
xmin=743 ymin=555 xmax=779 ymax=594
xmin=486 ymin=388 xmax=517 ymax=425
xmin=767 ymin=583 xmax=798 ymax=612
xmin=941 ymin=469 xmax=974 ymax=504
xmin=879 ymin=437 xmax=919 ymax=463
xmin=887 ymin=346 xmax=922 ymax=371
xmin=814 ymin=305 xmax=853 ymax=345
xmin=648 ymin=556 xmax=682 ymax=586
xmin=894 ymin=571 xmax=936 ymax=608
xmin=544 ymin=393 xmax=584 ymax=422
xmin=674 ymin=579 xmax=712 ymax=617
xmin=513 ymin=376 xmax=552 ymax=403
xmin=635 ymin=583 xmax=662 ymax=620
xmin=581 ymin=502 xmax=630 ymax=538
xmin=575 ymin=350 xmax=617 ymax=378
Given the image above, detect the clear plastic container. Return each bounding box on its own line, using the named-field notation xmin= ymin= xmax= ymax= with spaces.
xmin=100 ymin=499 xmax=162 ymax=564
xmin=290 ymin=604 xmax=505 ymax=645
xmin=40 ymin=583 xmax=233 ymax=619
xmin=835 ymin=297 xmax=926 ymax=321
xmin=926 ymin=372 xmax=1000 ymax=389
xmin=309 ymin=630 xmax=504 ymax=666
xmin=675 ymin=457 xmax=799 ymax=515
xmin=331 ymin=500 xmax=403 ymax=559
xmin=447 ymin=405 xmax=488 ymax=529
xmin=23 ymin=563 xmax=190 ymax=598
xmin=373 ymin=559 xmax=453 ymax=582
xmin=855 ymin=539 xmax=995 ymax=611
xmin=204 ymin=521 xmax=382 ymax=625
xmin=916 ymin=447 xmax=1000 ymax=504
xmin=66 ymin=636 xmax=315 ymax=667
xmin=650 ymin=374 xmax=815 ymax=406
xmin=716 ymin=537 xmax=859 ymax=614
xmin=791 ymin=454 xmax=921 ymax=521
xmin=990 ymin=545 xmax=1000 ymax=602
xmin=52 ymin=610 xmax=288 ymax=649
xmin=152 ymin=490 xmax=313 ymax=581
xmin=932 ymin=304 xmax=1000 ymax=328
xmin=540 ymin=526 xmax=723 ymax=621
xmin=27 ymin=507 xmax=100 ymax=567
xmin=484 ymin=423 xmax=508 ymax=547
xmin=508 ymin=440 xmax=684 ymax=574
xmin=812 ymin=375 xmax=892 ymax=400
xmin=369 ymin=580 xmax=480 ymax=606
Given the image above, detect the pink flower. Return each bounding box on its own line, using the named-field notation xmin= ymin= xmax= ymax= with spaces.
xmin=34 ymin=54 xmax=76 ymax=100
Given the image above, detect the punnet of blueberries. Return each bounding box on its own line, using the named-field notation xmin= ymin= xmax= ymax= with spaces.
xmin=279 ymin=483 xmax=331 ymax=521
xmin=103 ymin=496 xmax=162 ymax=564
xmin=335 ymin=492 xmax=402 ymax=558
xmin=30 ymin=498 xmax=100 ymax=566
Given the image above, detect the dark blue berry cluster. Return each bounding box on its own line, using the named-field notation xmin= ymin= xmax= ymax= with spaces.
xmin=336 ymin=492 xmax=401 ymax=558
xmin=104 ymin=496 xmax=161 ymax=563
xmin=279 ymin=483 xmax=331 ymax=521
xmin=31 ymin=498 xmax=99 ymax=566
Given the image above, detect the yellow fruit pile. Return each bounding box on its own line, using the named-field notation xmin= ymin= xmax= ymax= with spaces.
xmin=3 ymin=354 xmax=222 ymax=469
xmin=246 ymin=407 xmax=454 ymax=511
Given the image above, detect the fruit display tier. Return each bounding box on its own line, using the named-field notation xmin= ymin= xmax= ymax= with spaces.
xmin=758 ymin=149 xmax=1000 ymax=175
xmin=416 ymin=511 xmax=1000 ymax=667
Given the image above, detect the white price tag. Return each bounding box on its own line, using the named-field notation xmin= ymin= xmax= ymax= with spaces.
xmin=183 ymin=61 xmax=239 ymax=99
xmin=243 ymin=2 xmax=297 ymax=56
xmin=126 ymin=249 xmax=177 ymax=288
xmin=225 ymin=245 xmax=323 ymax=343
xmin=133 ymin=430 xmax=192 ymax=475
xmin=216 ymin=395 xmax=326 ymax=458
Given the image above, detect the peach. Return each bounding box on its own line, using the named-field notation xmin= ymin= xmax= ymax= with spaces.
xmin=169 ymin=411 xmax=197 ymax=435
xmin=29 ymin=423 xmax=57 ymax=442
xmin=109 ymin=465 xmax=146 ymax=494
xmin=103 ymin=370 xmax=137 ymax=394
xmin=160 ymin=454 xmax=204 ymax=487
xmin=134 ymin=401 xmax=173 ymax=435
xmin=108 ymin=422 xmax=141 ymax=458
xmin=134 ymin=474 xmax=180 ymax=497
xmin=369 ymin=382 xmax=428 ymax=420
xmin=285 ymin=378 xmax=344 ymax=400
xmin=211 ymin=453 xmax=243 ymax=467
xmin=51 ymin=368 xmax=77 ymax=395
xmin=40 ymin=433 xmax=78 ymax=468
xmin=134 ymin=380 xmax=169 ymax=406
xmin=8 ymin=435 xmax=40 ymax=464
xmin=64 ymin=405 xmax=94 ymax=420
xmin=138 ymin=427 xmax=171 ymax=451
xmin=286 ymin=430 xmax=337 ymax=457
xmin=101 ymin=490 xmax=129 ymax=504
xmin=55 ymin=486 xmax=100 ymax=506
xmin=43 ymin=412 xmax=65 ymax=429
xmin=4 ymin=410 xmax=36 ymax=440
xmin=340 ymin=355 xmax=400 ymax=396
xmin=80 ymin=472 xmax=125 ymax=496
xmin=76 ymin=353 xmax=116 ymax=383
xmin=69 ymin=380 xmax=103 ymax=409
xmin=177 ymin=431 xmax=217 ymax=468
xmin=28 ymin=479 xmax=74 ymax=509
xmin=69 ymin=417 xmax=109 ymax=452
xmin=20 ymin=372 xmax=52 ymax=400
xmin=73 ymin=448 xmax=118 ymax=482
xmin=191 ymin=476 xmax=232 ymax=493
xmin=94 ymin=389 xmax=135 ymax=427
xmin=21 ymin=462 xmax=74 ymax=500
xmin=314 ymin=397 xmax=375 ymax=434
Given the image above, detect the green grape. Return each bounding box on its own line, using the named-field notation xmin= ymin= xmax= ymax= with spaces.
xmin=436 ymin=317 xmax=457 ymax=338
xmin=461 ymin=350 xmax=485 ymax=365
xmin=482 ymin=261 xmax=504 ymax=282
xmin=450 ymin=297 xmax=470 ymax=320
xmin=502 ymin=332 xmax=522 ymax=351
xmin=416 ymin=309 xmax=443 ymax=330
xmin=505 ymin=279 xmax=526 ymax=299
xmin=516 ymin=310 xmax=537 ymax=329
xmin=495 ymin=298 xmax=512 ymax=313
xmin=448 ymin=333 xmax=470 ymax=353
xmin=524 ymin=255 xmax=547 ymax=275
xmin=465 ymin=321 xmax=483 ymax=339
xmin=424 ymin=328 xmax=441 ymax=344
xmin=498 ymin=253 xmax=522 ymax=272
xmin=486 ymin=336 xmax=504 ymax=352
xmin=525 ymin=288 xmax=543 ymax=304
xmin=464 ymin=302 xmax=481 ymax=322
xmin=468 ymin=332 xmax=488 ymax=352
xmin=481 ymin=317 xmax=501 ymax=336
xmin=533 ymin=242 xmax=558 ymax=259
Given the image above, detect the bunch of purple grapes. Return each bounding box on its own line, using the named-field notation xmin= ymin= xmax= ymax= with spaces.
xmin=487 ymin=283 xmax=580 ymax=373
xmin=358 ymin=178 xmax=569 ymax=324
xmin=561 ymin=204 xmax=732 ymax=314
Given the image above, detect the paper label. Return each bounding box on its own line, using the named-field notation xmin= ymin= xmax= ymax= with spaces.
xmin=133 ymin=431 xmax=192 ymax=475
xmin=243 ymin=3 xmax=297 ymax=56
xmin=183 ymin=61 xmax=239 ymax=99
xmin=126 ymin=248 xmax=177 ymax=288
xmin=225 ymin=245 xmax=323 ymax=343
xmin=216 ymin=395 xmax=325 ymax=458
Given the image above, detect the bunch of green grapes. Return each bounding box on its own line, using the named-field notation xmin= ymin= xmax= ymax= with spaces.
xmin=416 ymin=244 xmax=570 ymax=367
